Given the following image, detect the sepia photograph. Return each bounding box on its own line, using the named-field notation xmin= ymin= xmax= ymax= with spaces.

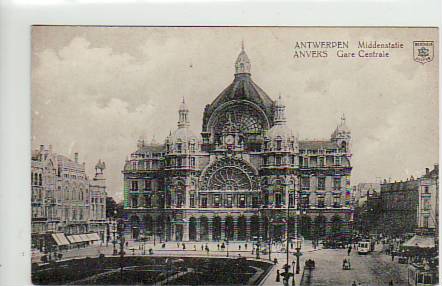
xmin=30 ymin=26 xmax=438 ymax=285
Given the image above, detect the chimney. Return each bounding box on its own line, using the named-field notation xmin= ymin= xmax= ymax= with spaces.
xmin=426 ymin=168 xmax=430 ymax=175
xmin=74 ymin=152 xmax=79 ymax=163
xmin=39 ymin=145 xmax=44 ymax=152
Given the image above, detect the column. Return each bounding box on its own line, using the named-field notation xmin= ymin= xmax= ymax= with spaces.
xmin=220 ymin=218 xmax=226 ymax=240
xmin=183 ymin=222 xmax=189 ymax=241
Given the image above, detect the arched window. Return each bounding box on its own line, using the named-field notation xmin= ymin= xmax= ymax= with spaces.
xmin=341 ymin=141 xmax=347 ymax=152
xmin=38 ymin=174 xmax=42 ymax=186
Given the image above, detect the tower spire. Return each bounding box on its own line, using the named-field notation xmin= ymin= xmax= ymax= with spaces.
xmin=274 ymin=94 xmax=287 ymax=124
xmin=235 ymin=42 xmax=251 ymax=75
xmin=178 ymin=97 xmax=190 ymax=128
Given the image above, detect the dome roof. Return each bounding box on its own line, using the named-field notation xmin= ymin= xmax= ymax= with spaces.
xmin=168 ymin=127 xmax=199 ymax=144
xmin=266 ymin=95 xmax=295 ymax=141
xmin=267 ymin=124 xmax=295 ymax=140
xmin=202 ymin=45 xmax=275 ymax=133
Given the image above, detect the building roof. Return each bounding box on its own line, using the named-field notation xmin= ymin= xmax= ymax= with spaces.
xmin=299 ymin=140 xmax=339 ymax=150
xmin=134 ymin=144 xmax=165 ymax=154
xmin=202 ymin=47 xmax=275 ymax=132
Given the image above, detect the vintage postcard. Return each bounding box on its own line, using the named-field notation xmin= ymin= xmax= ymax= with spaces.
xmin=31 ymin=26 xmax=438 ymax=285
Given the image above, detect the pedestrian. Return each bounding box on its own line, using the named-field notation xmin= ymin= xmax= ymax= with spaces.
xmin=342 ymin=258 xmax=347 ymax=269
xmin=389 ymin=280 xmax=393 ymax=285
xmin=217 ymin=244 xmax=220 ymax=250
xmin=245 ymin=243 xmax=247 ymax=250
xmin=201 ymin=245 xmax=204 ymax=251
xmin=182 ymin=243 xmax=186 ymax=250
xmin=177 ymin=242 xmax=180 ymax=248
xmin=352 ymin=281 xmax=357 ymax=286
xmin=391 ymin=253 xmax=395 ymax=262
xmin=239 ymin=245 xmax=241 ymax=251
xmin=348 ymin=246 xmax=352 ymax=256
xmin=276 ymin=270 xmax=280 ymax=282
xmin=194 ymin=245 xmax=196 ymax=251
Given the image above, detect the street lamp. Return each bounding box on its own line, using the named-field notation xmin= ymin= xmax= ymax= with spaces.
xmin=292 ymin=260 xmax=296 ymax=286
xmin=268 ymin=219 xmax=273 ymax=261
xmin=295 ymin=238 xmax=301 ymax=274
xmin=117 ymin=218 xmax=125 ymax=282
xmin=225 ymin=239 xmax=229 ymax=257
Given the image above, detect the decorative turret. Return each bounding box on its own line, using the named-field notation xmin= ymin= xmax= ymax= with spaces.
xmin=235 ymin=41 xmax=251 ymax=75
xmin=331 ymin=114 xmax=351 ymax=153
xmin=265 ymin=95 xmax=297 ymax=153
xmin=166 ymin=98 xmax=199 ymax=153
xmin=178 ymin=97 xmax=190 ymax=128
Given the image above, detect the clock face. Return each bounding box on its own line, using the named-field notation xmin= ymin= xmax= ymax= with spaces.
xmin=225 ymin=135 xmax=235 ymax=145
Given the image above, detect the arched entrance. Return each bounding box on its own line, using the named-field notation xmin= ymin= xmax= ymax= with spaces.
xmin=300 ymin=215 xmax=312 ymax=239
xmin=200 ymin=216 xmax=209 ymax=241
xmin=175 ymin=224 xmax=183 ymax=241
xmin=250 ymin=215 xmax=260 ymax=239
xmin=130 ymin=215 xmax=140 ymax=240
xmin=143 ymin=215 xmax=153 ymax=237
xmin=313 ymin=215 xmax=327 ymax=240
xmin=237 ymin=216 xmax=247 ymax=241
xmin=225 ymin=216 xmax=234 ymax=240
xmin=212 ymin=217 xmax=222 ymax=241
xmin=331 ymin=215 xmax=342 ymax=237
xmin=167 ymin=216 xmax=174 ymax=241
xmin=288 ymin=216 xmax=295 ymax=238
xmin=189 ymin=217 xmax=197 ymax=241
xmin=263 ymin=217 xmax=269 ymax=240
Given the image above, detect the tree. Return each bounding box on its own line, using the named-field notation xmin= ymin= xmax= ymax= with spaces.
xmin=106 ymin=196 xmax=123 ymax=218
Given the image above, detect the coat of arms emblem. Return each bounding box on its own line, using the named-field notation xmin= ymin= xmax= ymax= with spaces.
xmin=413 ymin=41 xmax=434 ymax=64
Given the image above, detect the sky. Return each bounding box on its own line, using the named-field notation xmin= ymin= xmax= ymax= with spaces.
xmin=32 ymin=26 xmax=439 ymax=202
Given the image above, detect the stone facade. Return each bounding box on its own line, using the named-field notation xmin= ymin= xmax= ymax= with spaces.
xmin=31 ymin=145 xmax=107 ymax=250
xmin=417 ymin=165 xmax=438 ymax=233
xmin=122 ymin=47 xmax=353 ymax=242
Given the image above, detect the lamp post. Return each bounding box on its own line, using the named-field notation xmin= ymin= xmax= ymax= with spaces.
xmin=295 ymin=239 xmax=301 ymax=274
xmin=268 ymin=219 xmax=273 ymax=261
xmin=292 ymin=260 xmax=296 ymax=286
xmin=226 ymin=239 xmax=229 ymax=257
xmin=117 ymin=218 xmax=125 ymax=282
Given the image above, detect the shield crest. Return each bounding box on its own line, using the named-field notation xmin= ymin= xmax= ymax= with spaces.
xmin=413 ymin=41 xmax=434 ymax=64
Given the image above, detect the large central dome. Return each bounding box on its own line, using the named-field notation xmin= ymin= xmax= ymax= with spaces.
xmin=202 ymin=46 xmax=275 ymax=135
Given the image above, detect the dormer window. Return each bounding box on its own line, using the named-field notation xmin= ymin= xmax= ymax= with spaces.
xmin=341 ymin=141 xmax=347 ymax=152
xmin=276 ymin=137 xmax=282 ymax=150
xmin=264 ymin=140 xmax=269 ymax=150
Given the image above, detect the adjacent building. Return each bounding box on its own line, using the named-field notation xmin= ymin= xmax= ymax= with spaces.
xmin=31 ymin=145 xmax=107 ymax=251
xmin=417 ymin=165 xmax=439 ymax=234
xmin=122 ymin=46 xmax=353 ymax=242
xmin=378 ymin=164 xmax=439 ymax=237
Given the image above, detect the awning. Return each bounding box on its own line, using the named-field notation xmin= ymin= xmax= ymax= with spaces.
xmin=86 ymin=233 xmax=100 ymax=241
xmin=67 ymin=234 xmax=83 ymax=243
xmin=51 ymin=233 xmax=70 ymax=246
xmin=79 ymin=234 xmax=90 ymax=242
xmin=403 ymin=235 xmax=435 ymax=249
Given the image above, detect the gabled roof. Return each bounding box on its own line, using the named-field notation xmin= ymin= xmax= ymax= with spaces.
xmin=299 ymin=140 xmax=339 ymax=150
